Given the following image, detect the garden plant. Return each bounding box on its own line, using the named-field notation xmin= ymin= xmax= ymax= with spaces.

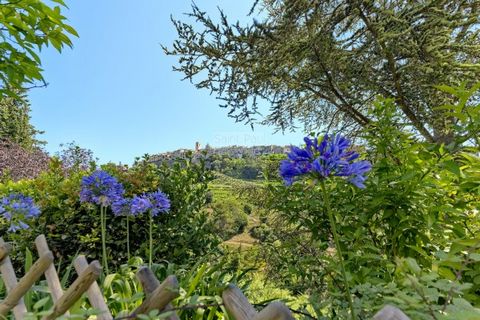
xmin=0 ymin=0 xmax=480 ymax=319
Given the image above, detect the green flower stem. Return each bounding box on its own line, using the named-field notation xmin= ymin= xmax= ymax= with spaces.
xmin=149 ymin=213 xmax=153 ymax=268
xmin=126 ymin=215 xmax=130 ymax=261
xmin=100 ymin=205 xmax=109 ymax=274
xmin=320 ymin=181 xmax=356 ymax=320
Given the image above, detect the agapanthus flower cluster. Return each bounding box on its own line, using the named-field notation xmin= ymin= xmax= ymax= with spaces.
xmin=0 ymin=193 xmax=41 ymax=232
xmin=147 ymin=190 xmax=171 ymax=216
xmin=80 ymin=170 xmax=124 ymax=206
xmin=280 ymin=135 xmax=372 ymax=188
xmin=130 ymin=195 xmax=152 ymax=215
xmin=112 ymin=198 xmax=133 ymax=216
xmin=131 ymin=190 xmax=170 ymax=216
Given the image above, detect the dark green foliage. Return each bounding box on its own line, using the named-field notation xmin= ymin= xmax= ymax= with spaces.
xmin=0 ymin=0 xmax=78 ymax=97
xmin=210 ymin=156 xmax=261 ymax=180
xmin=243 ymin=203 xmax=252 ymax=215
xmin=253 ymin=182 xmax=333 ymax=293
xmin=259 ymin=154 xmax=284 ymax=180
xmin=205 ymin=190 xmax=213 ymax=204
xmin=210 ymin=199 xmax=249 ymax=241
xmin=165 ymin=1 xmax=480 ymax=144
xmin=0 ymin=94 xmax=43 ymax=148
xmin=147 ymin=154 xmax=220 ymax=263
xmin=239 ymin=165 xmax=259 ymax=180
xmin=208 ymin=153 xmax=286 ymax=181
xmin=249 ymin=223 xmax=271 ymax=242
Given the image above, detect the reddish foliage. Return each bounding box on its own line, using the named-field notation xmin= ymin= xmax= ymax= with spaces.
xmin=0 ymin=141 xmax=50 ymax=181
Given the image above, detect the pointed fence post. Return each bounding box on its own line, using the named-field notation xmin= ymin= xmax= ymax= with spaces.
xmin=136 ymin=267 xmax=179 ymax=320
xmin=222 ymin=284 xmax=257 ymax=320
xmin=35 ymin=235 xmax=65 ymax=303
xmin=131 ymin=274 xmax=179 ymax=318
xmin=0 ymin=238 xmax=28 ymax=320
xmin=74 ymin=255 xmax=112 ymax=320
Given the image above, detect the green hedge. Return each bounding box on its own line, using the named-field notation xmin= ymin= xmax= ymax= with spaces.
xmin=0 ymin=154 xmax=220 ymax=269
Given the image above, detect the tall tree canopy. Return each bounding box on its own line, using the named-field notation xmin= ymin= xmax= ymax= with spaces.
xmin=0 ymin=93 xmax=43 ymax=148
xmin=165 ymin=0 xmax=480 ymax=143
xmin=0 ymin=0 xmax=77 ymax=98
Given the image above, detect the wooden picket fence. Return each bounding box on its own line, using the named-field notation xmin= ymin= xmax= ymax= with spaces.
xmin=0 ymin=235 xmax=409 ymax=320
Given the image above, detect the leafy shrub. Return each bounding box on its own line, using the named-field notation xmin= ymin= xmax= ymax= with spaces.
xmin=249 ymin=224 xmax=272 ymax=242
xmin=210 ymin=199 xmax=248 ymax=241
xmin=250 ymin=94 xmax=480 ymax=318
xmin=0 ymin=153 xmax=220 ymax=269
xmin=344 ymin=239 xmax=480 ymax=320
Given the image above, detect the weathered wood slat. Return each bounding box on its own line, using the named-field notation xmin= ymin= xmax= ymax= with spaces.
xmin=42 ymin=260 xmax=102 ymax=320
xmin=0 ymin=251 xmax=54 ymax=318
xmin=0 ymin=242 xmax=11 ymax=262
xmin=374 ymin=305 xmax=410 ymax=320
xmin=131 ymin=274 xmax=179 ymax=317
xmin=136 ymin=267 xmax=159 ymax=295
xmin=34 ymin=235 xmax=65 ymax=304
xmin=222 ymin=284 xmax=257 ymax=320
xmin=223 ymin=284 xmax=294 ymax=320
xmin=253 ymin=301 xmax=294 ymax=320
xmin=136 ymin=267 xmax=179 ymax=320
xmin=0 ymin=238 xmax=28 ymax=320
xmin=74 ymin=255 xmax=112 ymax=320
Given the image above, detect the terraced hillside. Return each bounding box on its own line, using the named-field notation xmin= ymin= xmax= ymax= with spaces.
xmin=208 ymin=172 xmax=263 ymax=248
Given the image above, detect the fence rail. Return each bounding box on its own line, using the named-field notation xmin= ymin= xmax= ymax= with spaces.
xmin=0 ymin=235 xmax=409 ymax=319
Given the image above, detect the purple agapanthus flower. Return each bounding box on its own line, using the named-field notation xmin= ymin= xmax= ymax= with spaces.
xmin=280 ymin=135 xmax=372 ymax=188
xmin=130 ymin=195 xmax=152 ymax=215
xmin=147 ymin=190 xmax=170 ymax=216
xmin=112 ymin=198 xmax=134 ymax=216
xmin=0 ymin=193 xmax=41 ymax=232
xmin=80 ymin=170 xmax=124 ymax=207
xmin=130 ymin=190 xmax=170 ymax=216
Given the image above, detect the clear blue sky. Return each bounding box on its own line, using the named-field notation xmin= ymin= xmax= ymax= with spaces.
xmin=28 ymin=1 xmax=305 ymax=164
